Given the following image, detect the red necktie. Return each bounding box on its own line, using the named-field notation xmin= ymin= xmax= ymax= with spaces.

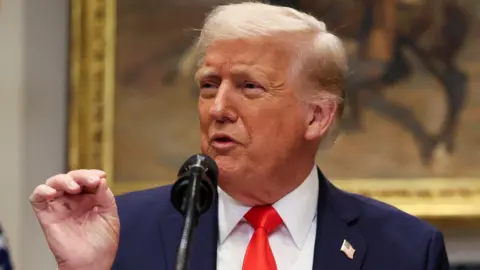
xmin=242 ymin=205 xmax=283 ymax=270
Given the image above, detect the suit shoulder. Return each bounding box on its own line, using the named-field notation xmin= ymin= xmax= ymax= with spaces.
xmin=346 ymin=191 xmax=439 ymax=236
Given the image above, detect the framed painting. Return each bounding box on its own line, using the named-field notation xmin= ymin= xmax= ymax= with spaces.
xmin=68 ymin=0 xmax=480 ymax=225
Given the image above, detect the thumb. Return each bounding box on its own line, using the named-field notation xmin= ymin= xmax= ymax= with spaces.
xmin=95 ymin=178 xmax=117 ymax=213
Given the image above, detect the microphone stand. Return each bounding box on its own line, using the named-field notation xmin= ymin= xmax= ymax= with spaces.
xmin=175 ymin=168 xmax=202 ymax=270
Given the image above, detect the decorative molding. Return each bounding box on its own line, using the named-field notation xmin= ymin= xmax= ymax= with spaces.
xmin=69 ymin=0 xmax=115 ymax=178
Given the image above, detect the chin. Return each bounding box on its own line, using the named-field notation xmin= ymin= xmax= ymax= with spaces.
xmin=212 ymin=155 xmax=241 ymax=181
xmin=213 ymin=154 xmax=238 ymax=171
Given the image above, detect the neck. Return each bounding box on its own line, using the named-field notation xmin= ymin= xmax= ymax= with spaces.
xmin=261 ymin=158 xmax=315 ymax=205
xmin=220 ymin=155 xmax=316 ymax=206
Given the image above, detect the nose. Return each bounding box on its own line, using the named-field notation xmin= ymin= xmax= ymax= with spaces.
xmin=209 ymin=84 xmax=238 ymax=123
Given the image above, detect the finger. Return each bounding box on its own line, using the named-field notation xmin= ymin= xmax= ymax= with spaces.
xmin=67 ymin=169 xmax=103 ymax=188
xmin=45 ymin=174 xmax=82 ymax=194
xmin=89 ymin=169 xmax=106 ymax=178
xmin=30 ymin=184 xmax=57 ymax=203
xmin=29 ymin=184 xmax=57 ymax=210
xmin=95 ymin=178 xmax=116 ymax=212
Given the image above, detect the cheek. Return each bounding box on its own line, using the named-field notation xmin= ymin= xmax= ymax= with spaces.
xmin=243 ymin=112 xmax=278 ymax=144
xmin=198 ymin=100 xmax=211 ymax=150
xmin=198 ymin=100 xmax=210 ymax=130
xmin=249 ymin=106 xmax=305 ymax=148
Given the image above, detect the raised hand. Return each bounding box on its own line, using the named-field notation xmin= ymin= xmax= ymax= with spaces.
xmin=29 ymin=169 xmax=120 ymax=270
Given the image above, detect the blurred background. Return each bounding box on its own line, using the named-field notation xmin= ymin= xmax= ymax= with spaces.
xmin=1 ymin=0 xmax=479 ymax=269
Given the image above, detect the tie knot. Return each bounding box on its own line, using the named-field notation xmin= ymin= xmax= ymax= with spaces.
xmin=244 ymin=205 xmax=282 ymax=234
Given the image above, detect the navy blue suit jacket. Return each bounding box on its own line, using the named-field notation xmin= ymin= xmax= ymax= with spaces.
xmin=111 ymin=168 xmax=449 ymax=270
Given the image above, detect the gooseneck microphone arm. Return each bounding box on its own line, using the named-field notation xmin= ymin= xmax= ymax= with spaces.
xmin=171 ymin=154 xmax=218 ymax=270
xmin=175 ymin=167 xmax=202 ymax=270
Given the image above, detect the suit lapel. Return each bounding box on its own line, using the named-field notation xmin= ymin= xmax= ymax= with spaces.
xmin=160 ymin=192 xmax=218 ymax=270
xmin=312 ymin=168 xmax=367 ymax=270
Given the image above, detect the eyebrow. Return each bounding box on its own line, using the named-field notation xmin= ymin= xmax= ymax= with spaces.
xmin=231 ymin=65 xmax=274 ymax=86
xmin=194 ymin=67 xmax=219 ymax=83
xmin=194 ymin=65 xmax=274 ymax=87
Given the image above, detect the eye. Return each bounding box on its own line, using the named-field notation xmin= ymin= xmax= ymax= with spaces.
xmin=199 ymin=81 xmax=218 ymax=98
xmin=244 ymin=82 xmax=257 ymax=89
xmin=241 ymin=81 xmax=264 ymax=91
xmin=199 ymin=81 xmax=218 ymax=89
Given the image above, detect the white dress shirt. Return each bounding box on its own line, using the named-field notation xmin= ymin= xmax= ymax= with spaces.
xmin=217 ymin=166 xmax=319 ymax=270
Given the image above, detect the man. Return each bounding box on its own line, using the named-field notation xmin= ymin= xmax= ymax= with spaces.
xmin=30 ymin=2 xmax=449 ymax=270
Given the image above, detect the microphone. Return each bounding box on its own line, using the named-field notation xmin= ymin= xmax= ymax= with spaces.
xmin=170 ymin=154 xmax=218 ymax=270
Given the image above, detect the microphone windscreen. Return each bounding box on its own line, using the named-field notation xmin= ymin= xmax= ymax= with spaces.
xmin=177 ymin=154 xmax=218 ymax=185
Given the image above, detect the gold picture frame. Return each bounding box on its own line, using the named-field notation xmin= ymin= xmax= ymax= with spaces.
xmin=68 ymin=0 xmax=480 ymax=226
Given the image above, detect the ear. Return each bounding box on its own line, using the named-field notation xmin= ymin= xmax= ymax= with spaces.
xmin=304 ymin=102 xmax=338 ymax=141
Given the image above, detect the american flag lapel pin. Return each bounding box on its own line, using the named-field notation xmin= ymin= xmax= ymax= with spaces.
xmin=340 ymin=239 xmax=355 ymax=259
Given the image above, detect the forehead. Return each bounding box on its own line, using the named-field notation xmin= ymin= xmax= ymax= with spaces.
xmin=199 ymin=37 xmax=295 ymax=77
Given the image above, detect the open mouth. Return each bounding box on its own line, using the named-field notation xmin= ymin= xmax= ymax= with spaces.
xmin=210 ymin=134 xmax=237 ymax=151
xmin=213 ymin=136 xmax=234 ymax=143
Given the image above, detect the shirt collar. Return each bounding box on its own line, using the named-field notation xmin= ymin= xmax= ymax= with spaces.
xmin=217 ymin=187 xmax=251 ymax=244
xmin=217 ymin=165 xmax=319 ymax=249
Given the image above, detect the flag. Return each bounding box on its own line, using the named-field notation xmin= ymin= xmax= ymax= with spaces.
xmin=0 ymin=223 xmax=13 ymax=270
xmin=340 ymin=239 xmax=355 ymax=260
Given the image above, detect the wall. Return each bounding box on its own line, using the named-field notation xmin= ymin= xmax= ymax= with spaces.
xmin=0 ymin=0 xmax=25 ymax=267
xmin=0 ymin=0 xmax=68 ymax=269
xmin=0 ymin=0 xmax=478 ymax=269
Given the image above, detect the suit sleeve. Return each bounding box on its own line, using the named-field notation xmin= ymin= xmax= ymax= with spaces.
xmin=425 ymin=230 xmax=450 ymax=270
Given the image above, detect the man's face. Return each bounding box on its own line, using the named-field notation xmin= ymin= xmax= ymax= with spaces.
xmin=195 ymin=37 xmax=312 ymax=198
